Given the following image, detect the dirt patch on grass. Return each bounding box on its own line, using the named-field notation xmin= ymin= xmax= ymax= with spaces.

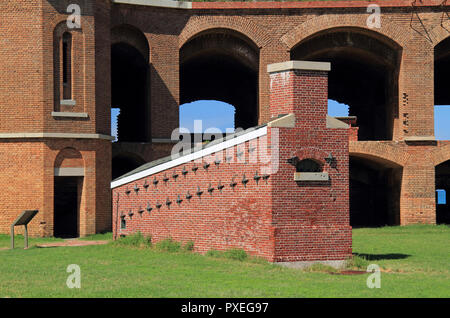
xmin=36 ymin=240 xmax=109 ymax=248
xmin=331 ymin=270 xmax=367 ymax=275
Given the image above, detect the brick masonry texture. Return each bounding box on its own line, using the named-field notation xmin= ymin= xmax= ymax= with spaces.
xmin=112 ymin=66 xmax=352 ymax=262
xmin=0 ymin=0 xmax=449 ymax=238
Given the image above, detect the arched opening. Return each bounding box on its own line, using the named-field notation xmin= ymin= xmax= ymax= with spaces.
xmin=111 ymin=25 xmax=150 ymax=143
xmin=434 ymin=37 xmax=450 ymax=140
xmin=435 ymin=160 xmax=450 ymax=224
xmin=112 ymin=153 xmax=146 ymax=180
xmin=180 ymin=29 xmax=259 ymax=130
xmin=293 ymin=158 xmax=323 ymax=172
xmin=350 ymin=154 xmax=402 ymax=227
xmin=291 ymin=28 xmax=401 ymax=141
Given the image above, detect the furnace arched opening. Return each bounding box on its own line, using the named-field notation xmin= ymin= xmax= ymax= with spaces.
xmin=291 ymin=28 xmax=401 ymax=141
xmin=111 ymin=24 xmax=150 ymax=143
xmin=349 ymin=154 xmax=402 ymax=227
xmin=180 ymin=29 xmax=259 ymax=130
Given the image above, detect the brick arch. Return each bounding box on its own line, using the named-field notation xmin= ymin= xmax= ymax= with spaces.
xmin=112 ymin=143 xmax=152 ymax=163
xmin=281 ymin=14 xmax=408 ymax=50
xmin=179 ymin=16 xmax=273 ymax=49
xmin=429 ymin=19 xmax=450 ymax=45
xmin=290 ymin=147 xmax=330 ymax=165
xmin=48 ymin=15 xmax=92 ymax=42
xmin=349 ymin=142 xmax=405 ymax=167
xmin=111 ymin=24 xmax=150 ymax=63
xmin=54 ymin=147 xmax=84 ymax=169
xmin=431 ymin=142 xmax=450 ymax=166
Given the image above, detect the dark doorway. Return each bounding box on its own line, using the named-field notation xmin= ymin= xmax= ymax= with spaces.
xmin=436 ymin=160 xmax=450 ymax=224
xmin=54 ymin=176 xmax=81 ymax=238
xmin=350 ymin=156 xmax=402 ymax=227
xmin=111 ymin=42 xmax=149 ymax=142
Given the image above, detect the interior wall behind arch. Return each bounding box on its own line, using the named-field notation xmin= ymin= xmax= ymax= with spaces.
xmin=350 ymin=156 xmax=402 ymax=227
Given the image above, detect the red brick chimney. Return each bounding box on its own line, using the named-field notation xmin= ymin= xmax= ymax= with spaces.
xmin=268 ymin=61 xmax=330 ymax=129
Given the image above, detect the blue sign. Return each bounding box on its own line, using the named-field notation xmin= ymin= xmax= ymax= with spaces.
xmin=436 ymin=189 xmax=446 ymax=205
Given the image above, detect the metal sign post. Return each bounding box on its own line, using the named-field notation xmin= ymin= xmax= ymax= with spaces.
xmin=10 ymin=210 xmax=39 ymax=249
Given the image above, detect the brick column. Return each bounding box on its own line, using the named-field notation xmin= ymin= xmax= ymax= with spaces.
xmin=259 ymin=45 xmax=290 ymax=125
xmin=268 ymin=61 xmax=329 ymax=128
xmin=398 ymin=41 xmax=435 ymax=140
xmin=400 ymin=144 xmax=436 ymax=224
xmin=150 ymin=35 xmax=180 ymax=140
xmin=267 ymin=61 xmax=352 ymax=265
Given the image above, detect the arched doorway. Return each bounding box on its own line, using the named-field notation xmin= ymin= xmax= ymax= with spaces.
xmin=54 ymin=148 xmax=84 ymax=238
xmin=291 ymin=28 xmax=401 ymax=141
xmin=111 ymin=24 xmax=150 ymax=142
xmin=349 ymin=154 xmax=402 ymax=227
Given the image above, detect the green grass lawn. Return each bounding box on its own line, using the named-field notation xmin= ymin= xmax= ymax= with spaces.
xmin=0 ymin=225 xmax=448 ymax=298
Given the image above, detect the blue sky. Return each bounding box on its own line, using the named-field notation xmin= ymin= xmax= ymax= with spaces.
xmin=111 ymin=100 xmax=450 ymax=140
xmin=111 ymin=108 xmax=120 ymax=141
xmin=435 ymin=106 xmax=450 ymax=140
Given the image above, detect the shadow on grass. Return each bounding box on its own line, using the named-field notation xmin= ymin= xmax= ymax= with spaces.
xmin=353 ymin=253 xmax=410 ymax=261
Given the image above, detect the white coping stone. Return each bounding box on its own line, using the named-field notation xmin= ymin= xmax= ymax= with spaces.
xmin=0 ymin=132 xmax=115 ymax=141
xmin=267 ymin=60 xmax=331 ymax=73
xmin=111 ymin=126 xmax=268 ymax=189
xmin=294 ymin=172 xmax=329 ymax=181
xmin=60 ymin=99 xmax=76 ymax=106
xmin=326 ymin=116 xmax=349 ymax=129
xmin=112 ymin=0 xmax=192 ymax=9
xmin=404 ymin=136 xmax=436 ymax=141
xmin=54 ymin=167 xmax=84 ymax=176
xmin=52 ymin=112 xmax=88 ymax=118
xmin=267 ymin=113 xmax=296 ymax=128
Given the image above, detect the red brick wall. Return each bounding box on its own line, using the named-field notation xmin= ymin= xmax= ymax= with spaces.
xmin=107 ymin=1 xmax=449 ymax=227
xmin=113 ymin=133 xmax=275 ymax=260
xmin=349 ymin=127 xmax=359 ymax=141
xmin=269 ymin=67 xmax=352 ymax=262
xmin=1 ymin=0 xmax=449 ymax=240
xmin=0 ymin=0 xmax=111 ymax=237
xmin=112 ymin=64 xmax=352 ymax=263
xmin=0 ymin=138 xmax=111 ymax=237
